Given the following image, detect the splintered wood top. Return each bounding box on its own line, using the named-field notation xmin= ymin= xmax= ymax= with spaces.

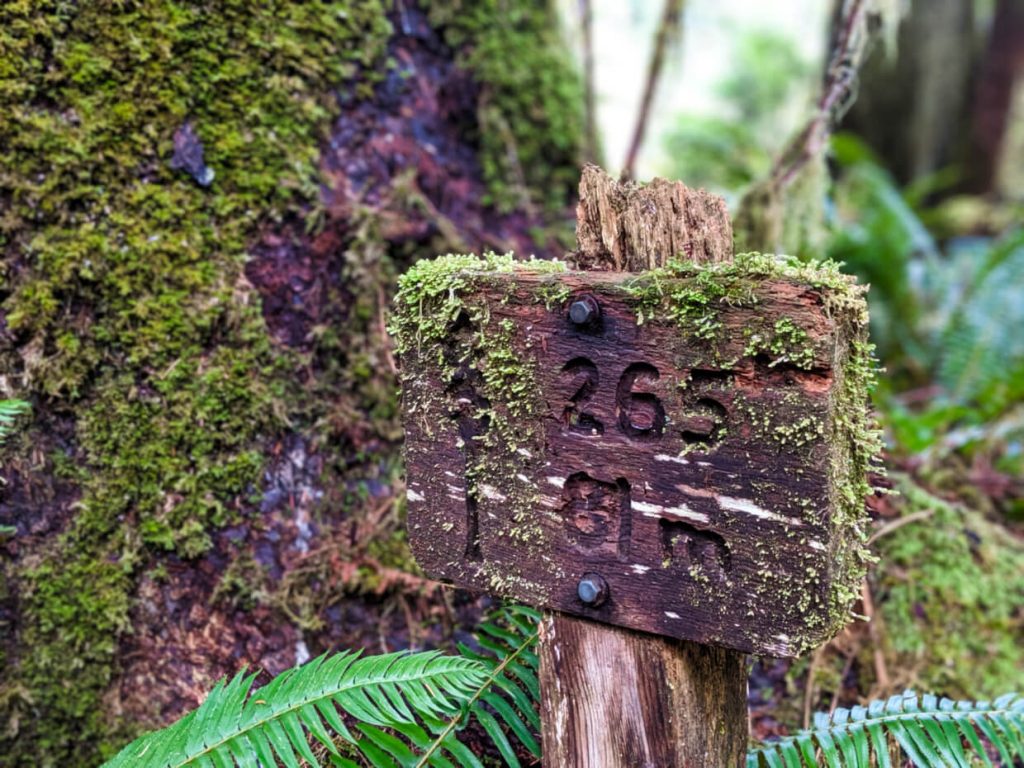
xmin=401 ymin=268 xmax=867 ymax=656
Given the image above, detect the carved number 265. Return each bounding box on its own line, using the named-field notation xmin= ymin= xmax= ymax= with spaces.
xmin=561 ymin=358 xmax=665 ymax=440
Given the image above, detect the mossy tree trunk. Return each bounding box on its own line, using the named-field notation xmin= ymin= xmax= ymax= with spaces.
xmin=0 ymin=2 xmax=583 ymax=764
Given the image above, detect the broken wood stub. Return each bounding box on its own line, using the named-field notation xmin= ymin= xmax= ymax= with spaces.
xmin=573 ymin=163 xmax=733 ymax=271
xmin=400 ymin=266 xmax=871 ymax=657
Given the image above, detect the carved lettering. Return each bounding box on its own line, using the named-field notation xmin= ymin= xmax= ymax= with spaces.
xmin=560 ymin=357 xmax=604 ymax=435
xmin=561 ymin=473 xmax=631 ymax=557
xmin=616 ymin=363 xmax=666 ymax=439
xmin=659 ymin=519 xmax=730 ymax=582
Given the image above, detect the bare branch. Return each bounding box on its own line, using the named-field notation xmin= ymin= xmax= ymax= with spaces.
xmin=621 ymin=0 xmax=686 ymax=180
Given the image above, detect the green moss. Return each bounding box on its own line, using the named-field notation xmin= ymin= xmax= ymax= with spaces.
xmin=873 ymin=477 xmax=1024 ymax=697
xmin=0 ymin=1 xmax=392 ymax=762
xmin=426 ymin=1 xmax=584 ymax=221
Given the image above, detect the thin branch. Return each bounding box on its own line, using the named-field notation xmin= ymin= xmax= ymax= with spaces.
xmin=860 ymin=580 xmax=891 ymax=692
xmin=621 ymin=0 xmax=685 ymax=180
xmin=580 ymin=0 xmax=600 ymax=164
xmin=770 ymin=0 xmax=873 ymax=190
xmin=867 ymin=508 xmax=933 ymax=545
xmin=802 ymin=646 xmax=825 ymax=729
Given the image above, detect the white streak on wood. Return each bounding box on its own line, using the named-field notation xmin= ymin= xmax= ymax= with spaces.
xmin=808 ymin=539 xmax=826 ymax=551
xmin=717 ymin=495 xmax=798 ymax=525
xmin=517 ymin=447 xmax=533 ymax=458
xmin=631 ymin=564 xmax=651 ymax=575
xmin=480 ymin=484 xmax=507 ymax=502
xmin=547 ymin=475 xmax=566 ymax=488
xmin=633 ymin=500 xmax=710 ymax=525
xmin=407 ymin=488 xmax=425 ymax=502
xmin=664 ymin=611 xmax=681 ymax=619
xmin=516 ymin=473 xmax=531 ymax=483
xmin=654 ymin=453 xmax=689 ymax=465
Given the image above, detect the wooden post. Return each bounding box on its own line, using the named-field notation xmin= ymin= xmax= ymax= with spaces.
xmin=396 ymin=165 xmax=873 ymax=768
xmin=537 ymin=165 xmax=747 ymax=768
xmin=539 ymin=615 xmax=747 ymax=767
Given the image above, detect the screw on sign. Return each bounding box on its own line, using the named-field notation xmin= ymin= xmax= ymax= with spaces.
xmin=393 ymin=165 xmax=878 ymax=767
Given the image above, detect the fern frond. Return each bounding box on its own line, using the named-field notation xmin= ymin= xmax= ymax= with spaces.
xmin=102 ymin=650 xmax=488 ymax=768
xmin=747 ymin=691 xmax=1024 ymax=767
xmin=417 ymin=604 xmax=541 ymax=768
xmin=353 ymin=603 xmax=542 ymax=768
xmin=939 ymin=241 xmax=1024 ymax=408
xmin=0 ymin=399 xmax=29 ymax=445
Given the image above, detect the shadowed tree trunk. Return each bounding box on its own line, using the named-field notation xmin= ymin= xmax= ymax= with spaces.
xmin=841 ymin=0 xmax=1024 ymax=197
xmin=842 ymin=0 xmax=975 ymax=185
xmin=965 ymin=0 xmax=1024 ymax=195
xmin=0 ymin=2 xmax=583 ymax=764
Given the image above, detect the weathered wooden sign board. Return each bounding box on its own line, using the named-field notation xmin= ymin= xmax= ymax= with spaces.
xmin=395 ymin=252 xmax=875 ymax=658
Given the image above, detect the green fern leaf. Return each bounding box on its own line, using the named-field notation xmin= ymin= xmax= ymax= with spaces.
xmin=413 ymin=604 xmax=541 ymax=768
xmin=102 ymin=651 xmax=487 ymax=768
xmin=748 ymin=691 xmax=1024 ymax=767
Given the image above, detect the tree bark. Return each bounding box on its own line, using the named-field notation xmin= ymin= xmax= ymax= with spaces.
xmin=539 ymin=165 xmax=747 ymax=768
xmin=0 ymin=2 xmax=583 ymax=764
xmin=965 ymin=0 xmax=1024 ymax=194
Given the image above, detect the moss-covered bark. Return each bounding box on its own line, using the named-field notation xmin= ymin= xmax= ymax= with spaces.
xmin=0 ymin=2 xmax=582 ymax=764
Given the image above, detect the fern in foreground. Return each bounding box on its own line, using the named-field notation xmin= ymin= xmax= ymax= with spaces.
xmin=103 ymin=651 xmax=487 ymax=768
xmin=747 ymin=691 xmax=1024 ymax=768
xmin=354 ymin=604 xmax=541 ymax=768
xmin=103 ymin=605 xmax=540 ymax=768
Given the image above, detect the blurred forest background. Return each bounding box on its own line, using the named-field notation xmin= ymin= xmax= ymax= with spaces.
xmin=0 ymin=0 xmax=1022 ymax=765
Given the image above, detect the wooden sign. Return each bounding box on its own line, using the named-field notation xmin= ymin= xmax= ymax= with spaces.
xmin=395 ymin=252 xmax=875 ymax=658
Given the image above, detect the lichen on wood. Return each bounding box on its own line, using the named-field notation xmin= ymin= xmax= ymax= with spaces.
xmin=395 ymin=251 xmax=881 ymax=656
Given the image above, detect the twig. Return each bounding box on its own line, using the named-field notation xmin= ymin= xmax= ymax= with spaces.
xmin=867 ymin=508 xmax=934 ymax=545
xmin=828 ymin=651 xmax=857 ymax=716
xmin=621 ymin=0 xmax=685 ymax=180
xmin=860 ymin=580 xmax=891 ymax=691
xmin=803 ymin=646 xmax=825 ymax=729
xmin=580 ymin=0 xmax=600 ymax=164
xmin=770 ymin=0 xmax=872 ymax=191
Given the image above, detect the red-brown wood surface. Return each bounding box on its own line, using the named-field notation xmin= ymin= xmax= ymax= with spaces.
xmin=404 ymin=271 xmax=859 ymax=657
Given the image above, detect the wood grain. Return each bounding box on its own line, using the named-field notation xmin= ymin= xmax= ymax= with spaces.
xmin=574 ymin=164 xmax=733 ymax=271
xmin=403 ymin=272 xmax=855 ymax=655
xmin=539 ymin=614 xmax=748 ymax=768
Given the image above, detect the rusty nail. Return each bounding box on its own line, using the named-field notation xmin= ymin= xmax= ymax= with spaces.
xmin=569 ymin=295 xmax=600 ymax=326
xmin=577 ymin=572 xmax=608 ymax=606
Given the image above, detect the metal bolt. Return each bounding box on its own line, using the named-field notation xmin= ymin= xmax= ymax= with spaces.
xmin=577 ymin=572 xmax=609 ymax=607
xmin=569 ymin=295 xmax=600 ymax=326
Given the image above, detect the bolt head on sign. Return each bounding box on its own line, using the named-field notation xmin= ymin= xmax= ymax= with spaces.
xmin=393 ymin=252 xmax=879 ymax=657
